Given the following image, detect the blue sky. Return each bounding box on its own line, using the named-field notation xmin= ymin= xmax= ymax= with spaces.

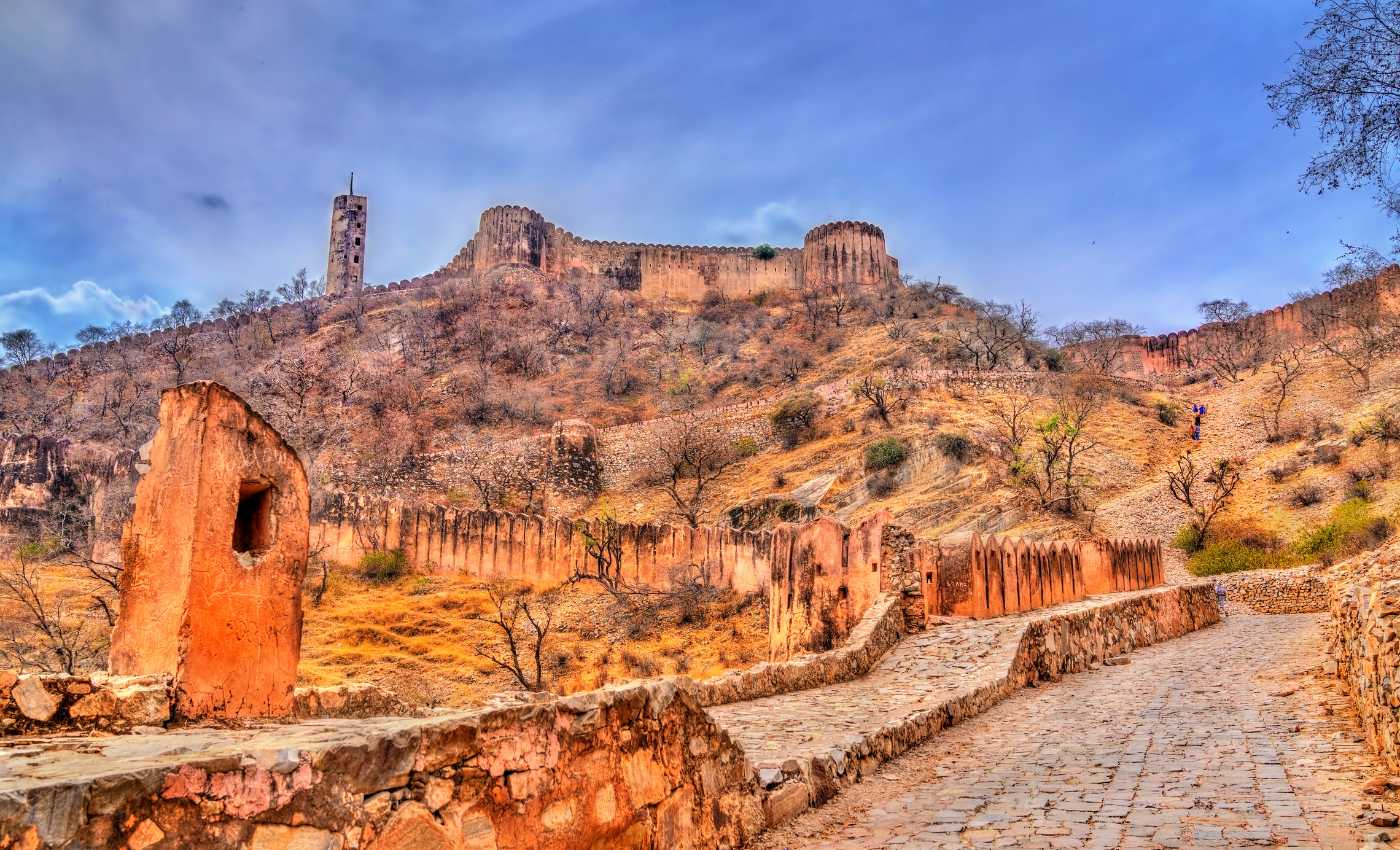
xmin=1 ymin=1 xmax=1393 ymax=345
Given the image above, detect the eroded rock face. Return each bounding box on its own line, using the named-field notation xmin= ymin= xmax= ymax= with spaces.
xmin=108 ymin=382 xmax=309 ymax=719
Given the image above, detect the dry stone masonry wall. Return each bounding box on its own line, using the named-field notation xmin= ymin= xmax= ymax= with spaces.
xmin=1330 ymin=570 xmax=1400 ymax=773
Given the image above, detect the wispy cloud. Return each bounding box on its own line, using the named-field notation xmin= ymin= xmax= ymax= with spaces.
xmin=0 ymin=2 xmax=1394 ymax=336
xmin=0 ymin=280 xmax=163 ymax=342
xmin=715 ymin=202 xmax=805 ymax=245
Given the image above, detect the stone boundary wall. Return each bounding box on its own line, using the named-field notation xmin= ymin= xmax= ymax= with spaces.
xmin=768 ymin=514 xmax=888 ymax=660
xmin=760 ymin=584 xmax=1220 ymax=816
xmin=1222 ymin=566 xmax=1329 ymax=614
xmin=0 ymin=671 xmax=408 ymax=737
xmin=313 ymin=498 xmax=777 ymax=593
xmin=1330 ymin=575 xmax=1400 ymax=773
xmin=689 ymin=593 xmax=904 ymax=708
xmin=0 ymin=586 xmax=1217 ymax=849
xmin=1107 ymin=271 xmax=1400 ymax=378
xmin=914 ymin=534 xmax=1163 ymax=621
xmin=0 ymin=679 xmax=763 ymax=850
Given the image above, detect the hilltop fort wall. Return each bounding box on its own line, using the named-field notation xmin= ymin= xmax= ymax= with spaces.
xmin=1109 ymin=271 xmax=1400 ymax=377
xmin=436 ymin=205 xmax=900 ymax=301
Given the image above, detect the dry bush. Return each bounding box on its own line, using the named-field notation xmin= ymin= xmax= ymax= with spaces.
xmin=1291 ymin=484 xmax=1325 ymax=508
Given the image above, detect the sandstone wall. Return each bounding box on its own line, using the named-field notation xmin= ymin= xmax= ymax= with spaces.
xmin=0 ymin=679 xmax=763 ymax=850
xmin=767 ymin=513 xmax=889 ymax=660
xmin=109 ymin=382 xmax=310 ymax=719
xmin=0 ymin=586 xmax=1217 ymax=850
xmin=312 ymin=497 xmax=774 ymax=594
xmin=0 ymin=672 xmax=403 ymax=737
xmin=448 ymin=205 xmax=899 ymax=303
xmin=917 ymin=534 xmax=1162 ymax=621
xmin=0 ymin=435 xmax=137 ymax=560
xmin=1222 ymin=566 xmax=1329 ymax=614
xmin=1330 ymin=575 xmax=1400 ymax=772
xmin=1110 ymin=271 xmax=1400 ymax=377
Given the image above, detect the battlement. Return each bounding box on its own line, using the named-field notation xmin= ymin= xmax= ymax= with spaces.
xmin=1100 ymin=269 xmax=1400 ymax=377
xmin=458 ymin=203 xmax=899 ymax=299
xmin=803 ymin=220 xmax=885 ymax=242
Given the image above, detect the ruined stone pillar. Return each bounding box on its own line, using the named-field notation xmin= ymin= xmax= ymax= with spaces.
xmin=109 ymin=382 xmax=309 ymax=719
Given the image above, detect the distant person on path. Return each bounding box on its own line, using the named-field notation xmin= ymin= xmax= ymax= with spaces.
xmin=1215 ymin=580 xmax=1227 ymax=617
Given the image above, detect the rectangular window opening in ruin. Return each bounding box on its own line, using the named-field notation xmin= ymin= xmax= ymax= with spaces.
xmin=233 ymin=481 xmax=275 ymax=555
xmin=353 ymin=255 xmax=359 ymax=264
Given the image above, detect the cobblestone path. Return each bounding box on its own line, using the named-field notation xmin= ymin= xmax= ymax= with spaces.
xmin=751 ymin=614 xmax=1380 ymax=850
xmin=707 ymin=614 xmax=1025 ymax=766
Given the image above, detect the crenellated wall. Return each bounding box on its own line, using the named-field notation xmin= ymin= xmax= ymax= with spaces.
xmin=442 ymin=205 xmax=899 ymax=301
xmin=1109 ymin=271 xmax=1400 ymax=377
xmin=311 ymin=496 xmax=774 ymax=594
xmin=916 ymin=534 xmax=1162 ymax=621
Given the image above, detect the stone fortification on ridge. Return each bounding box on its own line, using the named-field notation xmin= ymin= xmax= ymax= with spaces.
xmin=428 ymin=204 xmax=901 ymax=301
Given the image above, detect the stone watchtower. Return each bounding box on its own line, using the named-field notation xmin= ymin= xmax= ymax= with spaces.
xmin=325 ymin=174 xmax=367 ymax=297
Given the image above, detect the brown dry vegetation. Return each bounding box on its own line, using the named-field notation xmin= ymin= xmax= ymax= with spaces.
xmin=297 ymin=567 xmax=767 ymax=708
xmin=12 ymin=265 xmax=1400 ymax=701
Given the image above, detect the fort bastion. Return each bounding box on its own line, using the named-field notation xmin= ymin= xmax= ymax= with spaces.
xmin=342 ymin=196 xmax=900 ymax=301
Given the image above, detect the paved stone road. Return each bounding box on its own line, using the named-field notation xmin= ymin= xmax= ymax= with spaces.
xmin=752 ymin=614 xmax=1382 ymax=850
xmin=708 ymin=612 xmax=1026 ymax=766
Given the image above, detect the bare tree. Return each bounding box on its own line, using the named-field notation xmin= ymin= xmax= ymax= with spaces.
xmin=1048 ymin=319 xmax=1144 ymax=375
xmin=653 ymin=412 xmax=740 ymax=527
xmin=0 ymin=542 xmax=106 ymax=674
xmin=1267 ymin=1 xmax=1400 ymax=243
xmin=1298 ymin=264 xmax=1400 ymax=390
xmin=466 ymin=582 xmax=558 ymax=692
xmin=277 ymin=268 xmax=326 ymax=335
xmin=1165 ymin=453 xmax=1242 ymax=551
xmin=1194 ymin=299 xmax=1266 ymax=382
xmin=1 ymin=328 xmax=54 ymax=367
xmin=572 ymin=513 xmax=628 ymax=595
xmin=1021 ymin=384 xmax=1101 ymax=515
xmin=241 ymin=289 xmax=280 ymax=346
xmin=149 ymin=302 xmax=202 ymax=386
xmin=989 ymin=384 xmax=1039 ymax=470
xmin=948 ymin=299 xmax=1038 ymax=371
xmin=797 ymin=281 xmax=828 ymax=341
xmin=826 ymin=280 xmax=865 ymax=328
xmin=1251 ymin=346 xmax=1307 ymax=441
xmin=851 ymin=374 xmax=907 ymax=426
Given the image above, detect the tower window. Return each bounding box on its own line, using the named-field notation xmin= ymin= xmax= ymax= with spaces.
xmin=353 ymin=255 xmax=359 ymax=264
xmin=354 ymin=237 xmax=360 ymax=247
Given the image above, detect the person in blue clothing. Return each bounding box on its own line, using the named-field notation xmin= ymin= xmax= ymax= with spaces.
xmin=1215 ymin=580 xmax=1227 ymax=617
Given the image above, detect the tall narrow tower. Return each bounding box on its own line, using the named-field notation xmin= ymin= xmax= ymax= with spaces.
xmin=325 ymin=174 xmax=366 ymax=297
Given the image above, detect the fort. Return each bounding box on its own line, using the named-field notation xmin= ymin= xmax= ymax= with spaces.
xmin=438 ymin=205 xmax=900 ymax=301
xmin=329 ymin=190 xmax=900 ymax=302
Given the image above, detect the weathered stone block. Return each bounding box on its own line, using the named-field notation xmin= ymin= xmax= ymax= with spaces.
xmin=12 ymin=676 xmax=59 ymax=721
xmin=108 ymin=382 xmax=309 ymax=719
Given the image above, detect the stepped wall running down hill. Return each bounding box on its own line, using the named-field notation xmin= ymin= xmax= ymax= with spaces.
xmin=1109 ymin=271 xmax=1400 ymax=377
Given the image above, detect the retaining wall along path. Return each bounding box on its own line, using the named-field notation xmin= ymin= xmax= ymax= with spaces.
xmin=0 ymin=585 xmax=1217 ymax=849
xmin=1331 ymin=573 xmax=1400 ymax=773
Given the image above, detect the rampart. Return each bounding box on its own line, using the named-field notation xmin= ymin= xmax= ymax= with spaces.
xmin=438 ymin=204 xmax=900 ymax=301
xmin=915 ymin=534 xmax=1162 ymax=620
xmin=311 ymin=496 xmax=775 ymax=595
xmin=1108 ymin=271 xmax=1400 ymax=377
